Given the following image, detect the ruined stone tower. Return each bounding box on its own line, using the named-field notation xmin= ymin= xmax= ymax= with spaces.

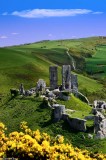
xmin=71 ymin=74 xmax=78 ymax=92
xmin=62 ymin=65 xmax=71 ymax=90
xmin=49 ymin=66 xmax=58 ymax=89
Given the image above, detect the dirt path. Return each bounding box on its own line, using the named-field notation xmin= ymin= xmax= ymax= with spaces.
xmin=66 ymin=48 xmax=76 ymax=70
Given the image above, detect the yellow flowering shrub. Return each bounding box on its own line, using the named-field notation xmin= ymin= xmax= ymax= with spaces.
xmin=0 ymin=121 xmax=106 ymax=160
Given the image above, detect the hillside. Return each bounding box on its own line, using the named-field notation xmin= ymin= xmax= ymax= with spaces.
xmin=86 ymin=45 xmax=106 ymax=78
xmin=0 ymin=37 xmax=105 ymax=100
xmin=0 ymin=37 xmax=106 ymax=154
xmin=1 ymin=95 xmax=106 ymax=153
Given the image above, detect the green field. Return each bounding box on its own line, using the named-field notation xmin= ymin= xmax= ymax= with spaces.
xmin=86 ymin=45 xmax=106 ymax=78
xmin=0 ymin=37 xmax=106 ymax=154
xmin=1 ymin=95 xmax=106 ymax=153
xmin=0 ymin=37 xmax=105 ymax=95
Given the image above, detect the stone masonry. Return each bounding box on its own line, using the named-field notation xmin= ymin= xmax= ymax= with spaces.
xmin=71 ymin=74 xmax=78 ymax=93
xmin=62 ymin=114 xmax=86 ymax=132
xmin=62 ymin=65 xmax=71 ymax=91
xmin=49 ymin=66 xmax=58 ymax=90
xmin=36 ymin=79 xmax=46 ymax=91
xmin=52 ymin=104 xmax=87 ymax=132
xmin=19 ymin=83 xmax=25 ymax=95
xmin=94 ymin=110 xmax=106 ymax=139
xmin=49 ymin=65 xmax=78 ymax=93
xmin=52 ymin=104 xmax=65 ymax=121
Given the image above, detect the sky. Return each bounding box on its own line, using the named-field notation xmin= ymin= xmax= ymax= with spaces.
xmin=0 ymin=0 xmax=106 ymax=47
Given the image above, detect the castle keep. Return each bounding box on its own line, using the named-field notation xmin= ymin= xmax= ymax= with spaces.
xmin=49 ymin=65 xmax=78 ymax=93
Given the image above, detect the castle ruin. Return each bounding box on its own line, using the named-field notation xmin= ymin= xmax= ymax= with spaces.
xmin=49 ymin=66 xmax=58 ymax=90
xmin=49 ymin=65 xmax=78 ymax=93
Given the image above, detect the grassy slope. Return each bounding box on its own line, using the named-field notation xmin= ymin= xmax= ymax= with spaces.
xmin=78 ymin=73 xmax=102 ymax=92
xmin=0 ymin=37 xmax=106 ymax=153
xmin=1 ymin=95 xmax=92 ymax=133
xmin=1 ymin=95 xmax=106 ymax=153
xmin=0 ymin=47 xmax=53 ymax=93
xmin=86 ymin=45 xmax=106 ymax=78
xmin=0 ymin=94 xmax=90 ymax=134
xmin=57 ymin=94 xmax=91 ymax=111
xmin=0 ymin=37 xmax=104 ymax=95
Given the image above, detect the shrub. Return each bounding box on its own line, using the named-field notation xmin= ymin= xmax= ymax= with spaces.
xmin=0 ymin=122 xmax=106 ymax=159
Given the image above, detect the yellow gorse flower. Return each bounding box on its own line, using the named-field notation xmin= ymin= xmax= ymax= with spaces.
xmin=0 ymin=121 xmax=106 ymax=159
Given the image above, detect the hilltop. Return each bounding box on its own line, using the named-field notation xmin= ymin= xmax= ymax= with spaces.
xmin=0 ymin=36 xmax=106 ymax=154
xmin=0 ymin=37 xmax=106 ymax=101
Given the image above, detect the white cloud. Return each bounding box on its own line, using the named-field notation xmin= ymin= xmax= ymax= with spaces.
xmin=0 ymin=35 xmax=8 ymax=39
xmin=3 ymin=9 xmax=93 ymax=18
xmin=92 ymin=12 xmax=103 ymax=15
xmin=2 ymin=9 xmax=103 ymax=18
xmin=11 ymin=32 xmax=19 ymax=35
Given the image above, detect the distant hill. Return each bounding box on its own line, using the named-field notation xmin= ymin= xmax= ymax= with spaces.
xmin=0 ymin=36 xmax=106 ymax=101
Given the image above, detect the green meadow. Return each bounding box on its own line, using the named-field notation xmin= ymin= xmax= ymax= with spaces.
xmin=86 ymin=45 xmax=106 ymax=78
xmin=0 ymin=37 xmax=105 ymax=95
xmin=0 ymin=37 xmax=106 ymax=154
xmin=1 ymin=95 xmax=106 ymax=153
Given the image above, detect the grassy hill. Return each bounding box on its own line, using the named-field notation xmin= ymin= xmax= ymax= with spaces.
xmin=0 ymin=37 xmax=106 ymax=154
xmin=0 ymin=37 xmax=105 ymax=96
xmin=0 ymin=95 xmax=91 ymax=133
xmin=86 ymin=45 xmax=106 ymax=78
xmin=1 ymin=95 xmax=106 ymax=153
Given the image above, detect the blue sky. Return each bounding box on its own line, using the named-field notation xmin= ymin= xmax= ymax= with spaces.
xmin=0 ymin=0 xmax=106 ymax=47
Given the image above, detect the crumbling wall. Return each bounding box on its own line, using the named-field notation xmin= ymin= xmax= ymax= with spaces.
xmin=94 ymin=110 xmax=106 ymax=139
xmin=52 ymin=104 xmax=65 ymax=121
xmin=63 ymin=114 xmax=86 ymax=132
xmin=71 ymin=74 xmax=78 ymax=93
xmin=62 ymin=65 xmax=71 ymax=90
xmin=49 ymin=66 xmax=58 ymax=89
